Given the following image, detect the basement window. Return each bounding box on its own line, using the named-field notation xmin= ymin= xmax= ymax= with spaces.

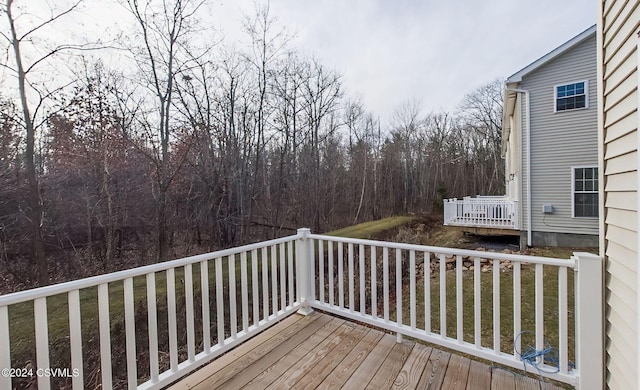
xmin=555 ymin=81 xmax=587 ymax=111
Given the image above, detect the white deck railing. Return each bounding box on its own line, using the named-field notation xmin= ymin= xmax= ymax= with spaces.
xmin=444 ymin=196 xmax=519 ymax=229
xmin=0 ymin=234 xmax=307 ymax=390
xmin=0 ymin=229 xmax=602 ymax=389
xmin=302 ymin=231 xmax=602 ymax=389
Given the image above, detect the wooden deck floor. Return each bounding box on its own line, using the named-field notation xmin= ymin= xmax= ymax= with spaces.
xmin=168 ymin=312 xmax=564 ymax=390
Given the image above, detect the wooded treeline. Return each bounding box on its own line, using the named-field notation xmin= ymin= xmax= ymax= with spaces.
xmin=0 ymin=0 xmax=503 ymax=291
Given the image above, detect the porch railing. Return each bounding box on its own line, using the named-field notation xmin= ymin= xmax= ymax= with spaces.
xmin=444 ymin=196 xmax=519 ymax=229
xmin=0 ymin=229 xmax=602 ymax=389
xmin=303 ymin=231 xmax=602 ymax=389
xmin=0 ymin=234 xmax=307 ymax=390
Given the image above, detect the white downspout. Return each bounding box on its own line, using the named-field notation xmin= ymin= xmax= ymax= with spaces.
xmin=506 ymin=88 xmax=531 ymax=246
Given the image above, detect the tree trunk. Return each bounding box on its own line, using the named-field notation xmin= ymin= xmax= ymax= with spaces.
xmin=7 ymin=0 xmax=47 ymax=285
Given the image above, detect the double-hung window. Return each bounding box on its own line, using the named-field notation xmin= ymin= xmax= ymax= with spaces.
xmin=555 ymin=81 xmax=587 ymax=111
xmin=573 ymin=167 xmax=598 ymax=218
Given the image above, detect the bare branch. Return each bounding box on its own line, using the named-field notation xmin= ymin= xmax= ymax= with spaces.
xmin=17 ymin=0 xmax=82 ymax=42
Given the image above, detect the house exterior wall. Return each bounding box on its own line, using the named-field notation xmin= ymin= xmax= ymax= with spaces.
xmin=599 ymin=1 xmax=640 ymax=388
xmin=516 ymin=34 xmax=599 ymax=246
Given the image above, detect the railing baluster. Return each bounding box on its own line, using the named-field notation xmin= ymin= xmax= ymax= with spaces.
xmin=559 ymin=266 xmax=568 ymax=374
xmin=328 ymin=241 xmax=334 ymax=306
xmin=200 ymin=261 xmax=210 ymax=355
xmin=98 ymin=283 xmax=112 ymax=389
xmin=271 ymin=245 xmax=278 ymax=315
xmin=0 ymin=305 xmax=10 ymax=390
xmin=348 ymin=243 xmax=354 ymax=312
xmin=383 ymin=247 xmax=389 ymax=322
xmin=287 ymin=243 xmax=294 ymax=307
xmin=185 ymin=264 xmax=195 ymax=361
xmin=396 ymin=248 xmax=402 ymax=334
xmin=371 ymin=246 xmax=377 ymax=319
xmin=410 ymin=250 xmax=416 ymax=330
xmin=124 ymin=277 xmax=137 ymax=388
xmin=251 ymin=249 xmax=259 ymax=326
xmin=147 ymin=273 xmax=159 ymax=381
xmin=493 ymin=259 xmax=501 ymax=353
xmin=474 ymin=257 xmax=481 ymax=348
xmin=215 ymin=257 xmax=224 ymax=345
xmin=229 ymin=255 xmax=237 ymax=339
xmin=261 ymin=247 xmax=269 ymax=320
xmin=439 ymin=254 xmax=446 ymax=338
xmin=167 ymin=268 xmax=178 ymax=371
xmin=280 ymin=244 xmax=286 ymax=310
xmin=424 ymin=252 xmax=430 ymax=332
xmin=241 ymin=252 xmax=249 ymax=332
xmin=513 ymin=261 xmax=521 ymax=358
xmin=338 ymin=242 xmax=344 ymax=308
xmin=319 ymin=240 xmax=325 ymax=303
xmin=359 ymin=244 xmax=365 ymax=315
xmin=310 ymin=240 xmax=316 ymax=301
xmin=34 ymin=297 xmax=50 ymax=390
xmin=68 ymin=290 xmax=83 ymax=389
xmin=535 ymin=264 xmax=544 ymax=358
xmin=456 ymin=255 xmax=463 ymax=343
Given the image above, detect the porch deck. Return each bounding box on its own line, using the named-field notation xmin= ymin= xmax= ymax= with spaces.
xmin=169 ymin=311 xmax=562 ymax=390
xmin=443 ymin=196 xmax=519 ymax=230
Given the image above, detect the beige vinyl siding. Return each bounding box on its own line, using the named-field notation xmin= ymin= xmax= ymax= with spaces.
xmin=600 ymin=0 xmax=640 ymax=387
xmin=518 ymin=34 xmax=598 ymax=236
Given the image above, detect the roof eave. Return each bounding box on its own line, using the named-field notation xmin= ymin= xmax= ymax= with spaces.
xmin=506 ymin=24 xmax=596 ymax=83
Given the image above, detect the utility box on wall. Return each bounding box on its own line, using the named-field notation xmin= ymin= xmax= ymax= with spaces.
xmin=542 ymin=204 xmax=554 ymax=214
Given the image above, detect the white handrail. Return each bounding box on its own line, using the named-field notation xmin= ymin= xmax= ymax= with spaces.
xmin=0 ymin=234 xmax=302 ymax=390
xmin=307 ymin=234 xmax=602 ymax=388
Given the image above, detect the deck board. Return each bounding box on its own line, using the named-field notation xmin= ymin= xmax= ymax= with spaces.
xmin=167 ymin=312 xmax=312 ymax=390
xmin=342 ymin=333 xmax=397 ymax=388
xmin=293 ymin=321 xmax=369 ymax=390
xmin=491 ymin=368 xmax=516 ymax=390
xmin=365 ymin=339 xmax=415 ymax=389
xmin=214 ymin=315 xmax=338 ymax=389
xmin=418 ymin=348 xmax=452 ymax=389
xmin=243 ymin=317 xmax=345 ymax=389
xmin=466 ymin=360 xmax=492 ymax=390
xmin=441 ymin=354 xmax=472 ymax=389
xmin=315 ymin=327 xmax=384 ymax=389
xmin=263 ymin=321 xmax=358 ymax=389
xmin=169 ymin=312 xmax=569 ymax=390
xmin=192 ymin=313 xmax=332 ymax=389
xmin=515 ymin=373 xmax=542 ymax=390
xmin=392 ymin=343 xmax=433 ymax=389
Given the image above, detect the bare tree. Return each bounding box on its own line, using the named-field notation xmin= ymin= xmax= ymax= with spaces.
xmin=1 ymin=0 xmax=89 ymax=285
xmin=124 ymin=0 xmax=206 ymax=261
xmin=458 ymin=79 xmax=504 ymax=194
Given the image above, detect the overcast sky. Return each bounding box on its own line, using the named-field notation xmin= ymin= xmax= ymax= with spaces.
xmin=17 ymin=0 xmax=597 ymax=125
xmin=210 ymin=0 xmax=596 ymax=123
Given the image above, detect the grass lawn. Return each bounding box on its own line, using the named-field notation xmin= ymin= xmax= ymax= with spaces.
xmin=323 ymin=216 xmax=415 ymax=239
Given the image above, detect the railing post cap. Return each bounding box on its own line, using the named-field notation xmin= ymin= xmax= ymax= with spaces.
xmin=297 ymin=228 xmax=311 ymax=235
xmin=572 ymin=252 xmax=601 ymax=261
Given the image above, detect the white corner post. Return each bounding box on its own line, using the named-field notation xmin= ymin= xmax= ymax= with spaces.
xmin=573 ymin=252 xmax=603 ymax=389
xmin=296 ymin=228 xmax=314 ymax=316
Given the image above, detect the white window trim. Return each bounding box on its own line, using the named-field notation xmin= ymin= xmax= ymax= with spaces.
xmin=571 ymin=165 xmax=598 ymax=218
xmin=554 ymin=80 xmax=589 ymax=113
